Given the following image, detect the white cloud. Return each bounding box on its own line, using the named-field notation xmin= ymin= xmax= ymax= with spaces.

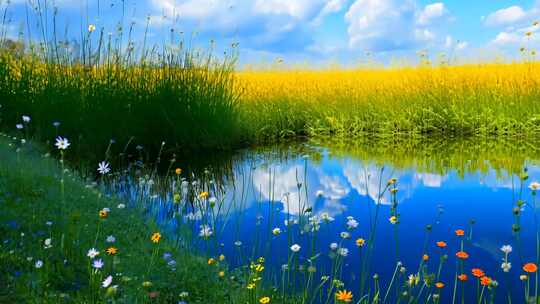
xmin=344 ymin=0 xmax=417 ymax=51
xmin=484 ymin=6 xmax=528 ymax=27
xmin=490 ymin=23 xmax=540 ymax=47
xmin=312 ymin=0 xmax=350 ymax=24
xmin=417 ymin=3 xmax=447 ymax=26
xmin=148 ymin=0 xmax=338 ymax=53
xmin=344 ymin=0 xmax=450 ymax=51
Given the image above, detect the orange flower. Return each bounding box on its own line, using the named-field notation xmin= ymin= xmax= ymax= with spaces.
xmin=457 ymin=274 xmax=468 ymax=281
xmin=335 ymin=290 xmax=353 ymax=302
xmin=422 ymin=254 xmax=429 ymax=261
xmin=456 ymin=251 xmax=469 ymax=259
xmin=435 ymin=282 xmax=444 ymax=289
xmin=523 ymin=263 xmax=538 ymax=273
xmin=455 ymin=229 xmax=465 ymax=236
xmin=480 ymin=276 xmax=492 ymax=286
xmin=175 ymin=168 xmax=182 ymax=175
xmin=436 ymin=241 xmax=447 ymax=248
xmin=106 ymin=247 xmax=118 ymax=255
xmin=471 ymin=268 xmax=485 ymax=278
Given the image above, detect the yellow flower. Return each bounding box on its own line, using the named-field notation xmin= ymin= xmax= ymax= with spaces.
xmin=335 ymin=290 xmax=353 ymax=302
xmin=355 ymin=238 xmax=365 ymax=247
xmin=219 ymin=254 xmax=225 ymax=261
xmin=257 ymin=257 xmax=265 ymax=263
xmin=88 ymin=24 xmax=96 ymax=33
xmin=259 ymin=296 xmax=271 ymax=303
xmin=247 ymin=283 xmax=255 ymax=290
xmin=142 ymin=281 xmax=152 ymax=288
xmin=199 ymin=191 xmax=209 ymax=199
xmin=175 ymin=168 xmax=182 ymax=175
xmin=208 ymin=258 xmax=216 ymax=265
xmin=99 ymin=210 xmax=108 ymax=218
xmin=106 ymin=247 xmax=118 ymax=255
xmin=173 ymin=193 xmax=181 ymax=204
xmin=255 ymin=264 xmax=264 ymax=272
xmin=218 ymin=271 xmax=225 ymax=277
xmin=151 ymin=232 xmax=161 ymax=243
xmin=389 ymin=216 xmax=398 ymax=224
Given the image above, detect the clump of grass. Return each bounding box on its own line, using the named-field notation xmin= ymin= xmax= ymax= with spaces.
xmin=0 ymin=47 xmax=241 ymax=163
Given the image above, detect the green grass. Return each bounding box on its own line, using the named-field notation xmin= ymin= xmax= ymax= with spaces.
xmin=0 ymin=49 xmax=241 ymax=165
xmin=0 ymin=136 xmax=292 ymax=303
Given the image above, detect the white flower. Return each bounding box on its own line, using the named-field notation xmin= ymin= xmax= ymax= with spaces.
xmin=16 ymin=124 xmax=23 ymax=129
xmin=529 ymin=182 xmax=540 ymax=191
xmin=97 ymin=161 xmax=111 ymax=175
xmin=102 ymin=275 xmax=113 ymax=288
xmin=179 ymin=291 xmax=189 ymax=298
xmin=340 ymin=231 xmax=351 ymax=239
xmin=117 ymin=203 xmax=126 ymax=209
xmin=53 ymin=121 xmax=60 ymax=127
xmin=346 ymin=218 xmax=359 ymax=230
xmin=22 ymin=115 xmax=31 ymax=123
xmin=330 ymin=243 xmax=338 ymax=250
xmin=87 ymin=248 xmax=100 ymax=258
xmin=501 ymin=262 xmax=512 ymax=272
xmin=92 ymin=259 xmax=104 ymax=269
xmin=500 ymin=245 xmax=512 ymax=254
xmin=272 ymin=228 xmax=281 ymax=235
xmin=102 ymin=207 xmax=110 ymax=213
xmin=55 ymin=136 xmax=70 ymax=150
xmin=44 ymin=238 xmax=52 ymax=249
xmin=35 ymin=260 xmax=43 ymax=268
xmin=199 ymin=225 xmax=213 ymax=238
xmin=338 ymin=248 xmax=349 ymax=257
xmin=316 ymin=190 xmax=324 ymax=197
xmin=290 ymin=244 xmax=301 ymax=252
xmin=106 ymin=235 xmax=116 ymax=243
xmin=234 ymin=240 xmax=242 ymax=246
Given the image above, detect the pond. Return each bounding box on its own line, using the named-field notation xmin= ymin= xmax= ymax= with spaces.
xmin=114 ymin=137 xmax=540 ymax=303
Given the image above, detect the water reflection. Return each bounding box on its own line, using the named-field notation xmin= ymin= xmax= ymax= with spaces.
xmin=115 ymin=137 xmax=540 ymax=303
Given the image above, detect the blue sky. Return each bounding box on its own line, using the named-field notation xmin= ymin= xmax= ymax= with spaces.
xmin=2 ymin=0 xmax=540 ymax=66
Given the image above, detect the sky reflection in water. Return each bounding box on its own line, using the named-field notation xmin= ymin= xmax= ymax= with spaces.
xmin=170 ymin=142 xmax=540 ymax=303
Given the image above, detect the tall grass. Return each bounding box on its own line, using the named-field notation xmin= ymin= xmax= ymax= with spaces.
xmin=0 ymin=0 xmax=241 ymax=165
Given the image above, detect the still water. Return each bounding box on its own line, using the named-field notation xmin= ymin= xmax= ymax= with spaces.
xmin=130 ymin=138 xmax=540 ymax=303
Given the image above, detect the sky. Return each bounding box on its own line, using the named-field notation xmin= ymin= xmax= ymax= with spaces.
xmin=2 ymin=0 xmax=540 ymax=67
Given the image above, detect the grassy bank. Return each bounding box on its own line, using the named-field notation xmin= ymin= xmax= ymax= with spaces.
xmin=0 ymin=136 xmax=283 ymax=303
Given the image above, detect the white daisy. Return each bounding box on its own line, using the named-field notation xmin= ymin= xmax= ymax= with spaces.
xmin=87 ymin=248 xmax=100 ymax=258
xmin=55 ymin=136 xmax=70 ymax=150
xmin=97 ymin=161 xmax=111 ymax=175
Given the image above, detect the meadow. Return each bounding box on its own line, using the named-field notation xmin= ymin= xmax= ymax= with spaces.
xmin=3 ymin=46 xmax=540 ymax=164
xmin=3 ymin=3 xmax=540 ymax=303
